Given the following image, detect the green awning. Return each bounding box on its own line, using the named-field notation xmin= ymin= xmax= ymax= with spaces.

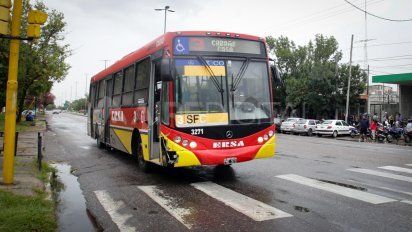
xmin=372 ymin=73 xmax=412 ymax=84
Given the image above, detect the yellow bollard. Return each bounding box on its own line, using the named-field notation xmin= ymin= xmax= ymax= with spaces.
xmin=2 ymin=0 xmax=23 ymax=184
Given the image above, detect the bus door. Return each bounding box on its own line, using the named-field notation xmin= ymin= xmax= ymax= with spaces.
xmin=104 ymin=78 xmax=113 ymax=143
xmin=148 ymin=60 xmax=161 ymax=161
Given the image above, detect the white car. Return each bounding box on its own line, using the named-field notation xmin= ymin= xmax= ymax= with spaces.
xmin=316 ymin=120 xmax=351 ymax=138
xmin=291 ymin=119 xmax=319 ymax=136
xmin=280 ymin=117 xmax=303 ymax=133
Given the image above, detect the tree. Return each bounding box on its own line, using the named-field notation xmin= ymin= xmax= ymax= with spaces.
xmin=0 ymin=1 xmax=71 ymax=121
xmin=266 ymin=34 xmax=366 ymax=119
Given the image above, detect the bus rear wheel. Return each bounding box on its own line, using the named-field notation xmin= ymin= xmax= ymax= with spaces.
xmin=134 ymin=142 xmax=151 ymax=173
xmin=96 ymin=135 xmax=104 ymax=149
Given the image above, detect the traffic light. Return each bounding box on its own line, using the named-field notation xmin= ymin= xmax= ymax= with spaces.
xmin=27 ymin=10 xmax=47 ymax=38
xmin=0 ymin=0 xmax=12 ymax=35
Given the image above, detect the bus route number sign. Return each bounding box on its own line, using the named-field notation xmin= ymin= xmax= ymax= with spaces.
xmin=175 ymin=113 xmax=228 ymax=127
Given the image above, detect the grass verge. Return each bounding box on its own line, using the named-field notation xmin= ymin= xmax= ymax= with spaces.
xmin=0 ymin=189 xmax=57 ymax=232
xmin=0 ymin=114 xmax=44 ymax=132
xmin=0 ymin=161 xmax=59 ymax=232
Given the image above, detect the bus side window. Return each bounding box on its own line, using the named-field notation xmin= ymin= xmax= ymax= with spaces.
xmin=112 ymin=72 xmax=123 ymax=107
xmin=161 ymin=82 xmax=169 ymax=125
xmin=90 ymin=84 xmax=95 ymax=106
xmin=97 ymin=80 xmax=105 ymax=108
xmin=134 ymin=58 xmax=150 ymax=105
xmin=122 ymin=64 xmax=135 ymax=106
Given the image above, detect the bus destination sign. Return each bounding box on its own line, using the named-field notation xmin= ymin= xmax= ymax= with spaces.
xmin=174 ymin=37 xmax=262 ymax=55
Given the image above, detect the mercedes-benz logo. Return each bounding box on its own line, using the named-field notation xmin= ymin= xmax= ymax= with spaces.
xmin=226 ymin=130 xmax=233 ymax=138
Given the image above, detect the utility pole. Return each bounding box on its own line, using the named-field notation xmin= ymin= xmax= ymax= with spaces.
xmin=84 ymin=73 xmax=88 ymax=113
xmin=101 ymin=59 xmax=109 ymax=69
xmin=75 ymin=81 xmax=78 ymax=100
xmin=2 ymin=0 xmax=23 ymax=184
xmin=155 ymin=6 xmax=175 ymax=34
xmin=345 ymin=34 xmax=354 ymax=123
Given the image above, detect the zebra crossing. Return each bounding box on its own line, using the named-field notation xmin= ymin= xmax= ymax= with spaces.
xmin=94 ymin=163 xmax=412 ymax=231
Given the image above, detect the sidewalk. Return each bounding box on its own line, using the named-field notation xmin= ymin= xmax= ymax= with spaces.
xmin=0 ymin=117 xmax=46 ymax=196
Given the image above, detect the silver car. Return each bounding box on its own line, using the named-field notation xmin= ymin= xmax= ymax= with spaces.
xmin=291 ymin=119 xmax=318 ymax=136
xmin=280 ymin=117 xmax=303 ymax=133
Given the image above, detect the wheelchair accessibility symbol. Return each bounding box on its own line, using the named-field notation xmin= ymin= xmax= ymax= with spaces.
xmin=174 ymin=37 xmax=189 ymax=54
xmin=176 ymin=39 xmax=185 ymax=52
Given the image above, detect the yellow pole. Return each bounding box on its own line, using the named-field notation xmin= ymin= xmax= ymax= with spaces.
xmin=2 ymin=0 xmax=23 ymax=184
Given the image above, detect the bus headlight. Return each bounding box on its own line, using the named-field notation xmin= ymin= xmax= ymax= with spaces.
xmin=263 ymin=134 xmax=269 ymax=141
xmin=189 ymin=141 xmax=197 ymax=149
xmin=182 ymin=139 xmax=189 ymax=147
xmin=268 ymin=130 xmax=274 ymax=137
xmin=173 ymin=136 xmax=182 ymax=144
xmin=257 ymin=137 xmax=263 ymax=143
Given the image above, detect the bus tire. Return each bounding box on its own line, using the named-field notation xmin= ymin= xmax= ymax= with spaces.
xmin=96 ymin=135 xmax=104 ymax=149
xmin=132 ymin=130 xmax=151 ymax=173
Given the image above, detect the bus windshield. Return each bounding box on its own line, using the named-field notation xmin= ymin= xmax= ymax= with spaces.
xmin=174 ymin=58 xmax=271 ymax=127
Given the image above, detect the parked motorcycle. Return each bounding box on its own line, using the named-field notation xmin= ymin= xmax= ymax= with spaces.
xmin=375 ymin=124 xmax=390 ymax=143
xmin=387 ymin=126 xmax=404 ymax=144
xmin=349 ymin=126 xmax=359 ymax=138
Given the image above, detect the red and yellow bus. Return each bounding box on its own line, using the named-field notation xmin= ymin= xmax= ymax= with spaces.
xmin=88 ymin=31 xmax=278 ymax=171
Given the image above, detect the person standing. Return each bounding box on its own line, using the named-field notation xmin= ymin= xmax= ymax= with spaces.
xmin=370 ymin=120 xmax=377 ymax=141
xmin=359 ymin=114 xmax=370 ymax=142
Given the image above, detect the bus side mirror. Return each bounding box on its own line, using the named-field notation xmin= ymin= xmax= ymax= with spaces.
xmin=161 ymin=58 xmax=173 ymax=82
xmin=270 ymin=65 xmax=282 ymax=86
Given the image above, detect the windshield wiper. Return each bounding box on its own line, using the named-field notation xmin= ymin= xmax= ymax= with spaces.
xmin=197 ymin=56 xmax=225 ymax=106
xmin=230 ymin=58 xmax=250 ymax=92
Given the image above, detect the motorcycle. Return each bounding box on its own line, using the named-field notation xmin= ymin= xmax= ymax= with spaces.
xmin=375 ymin=124 xmax=390 ymax=143
xmin=349 ymin=126 xmax=359 ymax=138
xmin=387 ymin=126 xmax=404 ymax=144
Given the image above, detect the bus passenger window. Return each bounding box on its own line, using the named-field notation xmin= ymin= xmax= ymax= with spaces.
xmin=122 ymin=65 xmax=135 ymax=106
xmin=112 ymin=72 xmax=123 ymax=107
xmin=134 ymin=58 xmax=150 ymax=105
xmin=97 ymin=80 xmax=105 ymax=108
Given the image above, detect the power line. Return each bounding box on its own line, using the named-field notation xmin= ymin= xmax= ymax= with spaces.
xmin=268 ymin=0 xmax=382 ymax=31
xmin=274 ymin=0 xmax=384 ymax=33
xmin=344 ymin=0 xmax=412 ymax=22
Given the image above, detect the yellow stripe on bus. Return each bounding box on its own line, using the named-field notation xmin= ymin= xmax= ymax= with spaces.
xmin=113 ymin=129 xmax=132 ymax=154
xmin=184 ymin=66 xmax=226 ymax=77
xmin=254 ymin=135 xmax=276 ymax=159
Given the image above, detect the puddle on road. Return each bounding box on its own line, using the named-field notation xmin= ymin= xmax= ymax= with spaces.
xmin=294 ymin=206 xmax=310 ymax=212
xmin=51 ymin=163 xmax=97 ymax=232
xmin=317 ymin=179 xmax=368 ymax=191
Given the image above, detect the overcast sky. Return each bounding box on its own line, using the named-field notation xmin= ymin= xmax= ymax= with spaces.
xmin=42 ymin=0 xmax=412 ymax=106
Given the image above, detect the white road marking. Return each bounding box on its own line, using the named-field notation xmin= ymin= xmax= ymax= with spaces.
xmin=379 ymin=166 xmax=412 ymax=174
xmin=401 ymin=200 xmax=412 ymax=205
xmin=191 ymin=181 xmax=292 ymax=221
xmin=276 ymin=174 xmax=396 ymax=204
xmin=347 ymin=179 xmax=412 ymax=197
xmin=138 ymin=186 xmax=193 ymax=229
xmin=94 ymin=190 xmax=136 ymax=232
xmin=347 ymin=168 xmax=412 ymax=183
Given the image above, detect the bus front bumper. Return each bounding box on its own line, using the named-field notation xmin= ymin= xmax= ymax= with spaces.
xmin=171 ymin=135 xmax=276 ymax=167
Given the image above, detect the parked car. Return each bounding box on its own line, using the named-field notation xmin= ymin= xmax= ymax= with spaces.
xmin=280 ymin=118 xmax=303 ymax=133
xmin=274 ymin=117 xmax=282 ymax=133
xmin=291 ymin=119 xmax=318 ymax=136
xmin=52 ymin=110 xmax=60 ymax=114
xmin=21 ymin=110 xmax=35 ymax=116
xmin=404 ymin=121 xmax=412 ymax=143
xmin=316 ymin=120 xmax=351 ymax=138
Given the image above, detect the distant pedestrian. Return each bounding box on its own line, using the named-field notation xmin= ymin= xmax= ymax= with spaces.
xmin=359 ymin=114 xmax=370 ymax=142
xmin=370 ymin=120 xmax=377 ymax=141
xmin=25 ymin=111 xmax=34 ymax=121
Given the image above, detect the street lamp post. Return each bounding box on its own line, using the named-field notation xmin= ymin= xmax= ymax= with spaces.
xmin=155 ymin=6 xmax=175 ymax=34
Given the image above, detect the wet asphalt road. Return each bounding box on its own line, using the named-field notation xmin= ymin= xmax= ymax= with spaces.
xmin=45 ymin=113 xmax=412 ymax=232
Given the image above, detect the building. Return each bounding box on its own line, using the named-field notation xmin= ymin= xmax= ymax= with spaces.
xmin=372 ymin=73 xmax=412 ymax=120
